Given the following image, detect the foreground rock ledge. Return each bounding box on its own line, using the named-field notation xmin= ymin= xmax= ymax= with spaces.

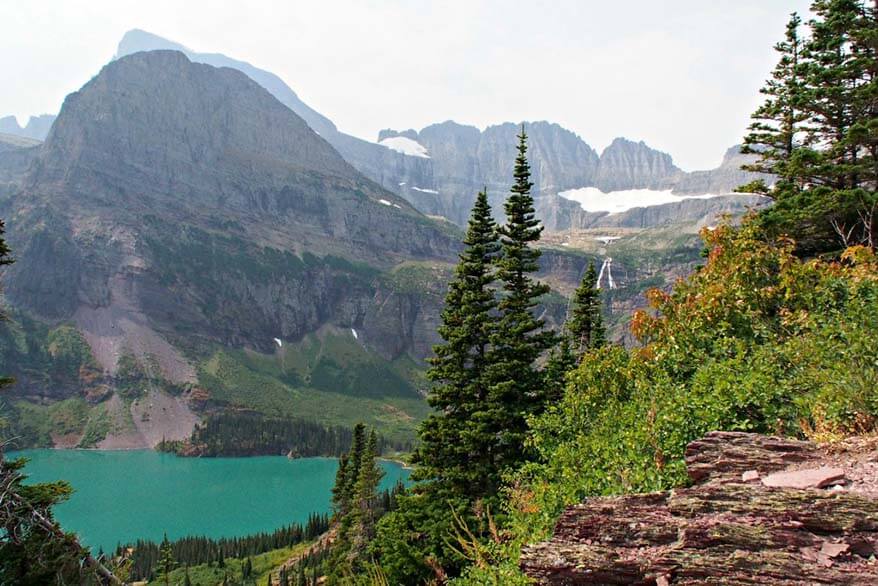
xmin=520 ymin=431 xmax=878 ymax=585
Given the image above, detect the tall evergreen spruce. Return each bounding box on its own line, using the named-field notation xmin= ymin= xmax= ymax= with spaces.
xmin=158 ymin=534 xmax=175 ymax=586
xmin=567 ymin=260 xmax=606 ymax=354
xmin=415 ymin=188 xmax=499 ymax=498
xmin=485 ymin=128 xmax=556 ymax=476
xmin=342 ymin=423 xmax=366 ymax=511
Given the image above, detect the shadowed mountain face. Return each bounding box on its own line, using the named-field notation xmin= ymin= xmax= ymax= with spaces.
xmin=4 ymin=51 xmax=458 ymax=374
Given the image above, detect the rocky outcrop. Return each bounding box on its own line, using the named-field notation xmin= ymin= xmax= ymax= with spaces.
xmin=593 ymin=137 xmax=680 ymax=192
xmin=672 ymin=145 xmax=764 ymax=195
xmin=521 ymin=431 xmax=878 ymax=584
xmin=0 ymin=133 xmax=40 ymax=184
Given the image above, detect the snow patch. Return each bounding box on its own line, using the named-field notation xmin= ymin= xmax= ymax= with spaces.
xmin=378 ymin=136 xmax=430 ymax=158
xmin=274 ymin=337 xmax=283 ymax=348
xmin=378 ymin=199 xmax=393 ymax=206
xmin=594 ymin=236 xmax=622 ymax=244
xmin=412 ymin=186 xmax=439 ymax=194
xmin=559 ymin=187 xmax=722 ymax=215
xmin=351 ymin=328 xmax=359 ymax=340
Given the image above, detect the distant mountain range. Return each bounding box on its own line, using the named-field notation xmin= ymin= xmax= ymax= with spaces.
xmin=0 ymin=114 xmax=55 ymax=141
xmin=1 ymin=29 xmax=766 ymax=232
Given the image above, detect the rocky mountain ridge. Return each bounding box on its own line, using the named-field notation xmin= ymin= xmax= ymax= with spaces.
xmin=0 ymin=114 xmax=55 ymax=141
xmin=6 ymin=29 xmax=766 ymax=233
xmin=380 ymin=124 xmax=764 ymax=228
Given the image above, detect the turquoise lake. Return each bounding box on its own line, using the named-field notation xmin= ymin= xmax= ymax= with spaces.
xmin=10 ymin=449 xmax=410 ymax=552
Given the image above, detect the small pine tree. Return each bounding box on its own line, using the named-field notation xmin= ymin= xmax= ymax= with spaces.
xmin=343 ymin=424 xmax=366 ymax=506
xmin=567 ymin=260 xmax=606 ymax=354
xmin=330 ymin=453 xmax=349 ymax=517
xmin=741 ymin=12 xmax=808 ymax=191
xmin=543 ymin=335 xmax=576 ymax=403
xmin=348 ymin=430 xmax=384 ymax=570
xmin=158 ymin=534 xmax=175 ymax=586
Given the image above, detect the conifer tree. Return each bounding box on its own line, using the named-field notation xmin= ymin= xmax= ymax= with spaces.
xmin=741 ymin=12 xmax=809 ymax=192
xmin=567 ymin=260 xmax=606 ymax=354
xmin=543 ymin=335 xmax=576 ymax=403
xmin=242 ymin=556 xmax=252 ymax=581
xmin=743 ymin=0 xmax=877 ymax=252
xmin=343 ymin=424 xmax=366 ymax=505
xmin=348 ymin=430 xmax=384 ymax=570
xmin=330 ymin=453 xmax=349 ymax=517
xmin=415 ymin=188 xmax=499 ymax=497
xmin=484 ymin=128 xmax=556 ymax=475
xmin=158 ymin=534 xmax=175 ymax=586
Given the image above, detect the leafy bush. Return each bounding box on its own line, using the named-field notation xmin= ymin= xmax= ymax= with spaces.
xmin=517 ymin=222 xmax=878 ymax=533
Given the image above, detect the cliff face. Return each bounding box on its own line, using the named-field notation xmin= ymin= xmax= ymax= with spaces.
xmin=383 ymin=121 xmax=600 ymax=225
xmin=521 ymin=431 xmax=878 ymax=585
xmin=593 ymin=137 xmax=680 ymax=192
xmin=672 ymin=144 xmax=761 ymax=195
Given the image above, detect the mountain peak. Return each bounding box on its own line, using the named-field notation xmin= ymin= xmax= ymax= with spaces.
xmin=114 ymin=30 xmax=338 ymax=137
xmin=38 ymin=49 xmax=353 ymax=194
xmin=115 ymin=29 xmax=189 ymax=58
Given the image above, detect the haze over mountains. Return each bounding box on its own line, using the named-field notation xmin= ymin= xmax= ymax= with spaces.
xmin=2 ymin=29 xmax=766 ymax=231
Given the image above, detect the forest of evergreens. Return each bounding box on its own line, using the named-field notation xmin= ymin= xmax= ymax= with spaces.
xmin=119 ymin=513 xmax=329 ymax=582
xmin=158 ymin=412 xmax=411 ymax=458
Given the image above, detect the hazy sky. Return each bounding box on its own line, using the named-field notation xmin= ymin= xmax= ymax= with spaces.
xmin=2 ymin=0 xmax=812 ymax=170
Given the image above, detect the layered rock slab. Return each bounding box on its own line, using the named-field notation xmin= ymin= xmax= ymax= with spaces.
xmin=521 ymin=431 xmax=878 ymax=584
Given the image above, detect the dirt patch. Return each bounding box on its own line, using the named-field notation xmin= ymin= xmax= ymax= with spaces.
xmin=131 ymin=389 xmax=199 ymax=447
xmin=382 ymin=403 xmax=414 ymax=422
xmin=97 ymin=389 xmax=199 ymax=449
xmin=51 ymin=432 xmax=82 ymax=449
xmin=794 ymin=436 xmax=878 ymax=497
xmin=75 ymin=273 xmax=196 ymax=384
